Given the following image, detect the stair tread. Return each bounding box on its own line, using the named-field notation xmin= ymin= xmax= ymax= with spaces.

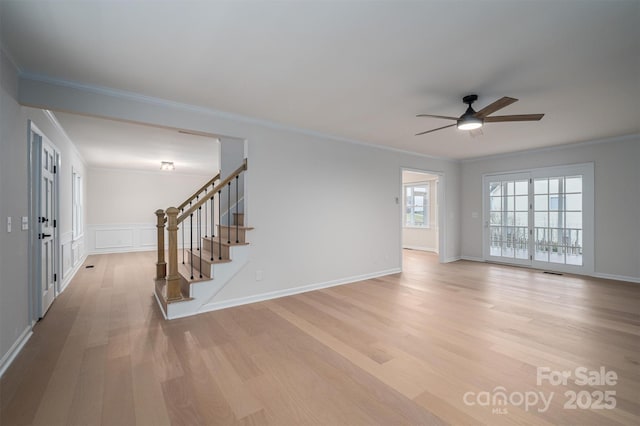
xmin=154 ymin=277 xmax=193 ymax=307
xmin=178 ymin=261 xmax=210 ymax=283
xmin=203 ymin=236 xmax=250 ymax=246
xmin=217 ymin=224 xmax=254 ymax=230
xmin=185 ymin=248 xmax=232 ymax=264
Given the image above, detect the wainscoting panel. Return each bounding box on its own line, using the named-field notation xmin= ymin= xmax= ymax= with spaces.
xmin=60 ymin=231 xmax=85 ymax=293
xmin=95 ymin=228 xmax=134 ymax=250
xmin=87 ymin=223 xmax=194 ymax=254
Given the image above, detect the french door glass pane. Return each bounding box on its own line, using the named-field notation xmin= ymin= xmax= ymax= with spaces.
xmin=488 ymin=179 xmax=529 ymax=261
xmin=533 ymin=175 xmax=583 ymax=266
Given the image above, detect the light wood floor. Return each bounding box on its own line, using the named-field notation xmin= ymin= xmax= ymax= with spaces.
xmin=1 ymin=250 xmax=639 ymax=425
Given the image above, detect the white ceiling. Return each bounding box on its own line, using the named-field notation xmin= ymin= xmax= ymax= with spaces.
xmin=53 ymin=112 xmax=219 ymax=175
xmin=1 ymin=0 xmax=639 ymax=160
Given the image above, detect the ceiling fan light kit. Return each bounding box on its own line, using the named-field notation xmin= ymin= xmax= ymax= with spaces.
xmin=457 ymin=94 xmax=484 ymax=130
xmin=416 ymin=94 xmax=544 ymax=136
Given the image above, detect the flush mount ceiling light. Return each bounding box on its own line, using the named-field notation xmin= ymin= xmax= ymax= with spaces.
xmin=160 ymin=161 xmax=175 ymax=171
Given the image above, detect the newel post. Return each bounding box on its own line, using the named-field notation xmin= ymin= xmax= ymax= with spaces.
xmin=165 ymin=207 xmax=182 ymax=301
xmin=155 ymin=209 xmax=167 ymax=280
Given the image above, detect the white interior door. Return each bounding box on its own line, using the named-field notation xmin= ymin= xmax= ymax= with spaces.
xmin=40 ymin=139 xmax=57 ymax=316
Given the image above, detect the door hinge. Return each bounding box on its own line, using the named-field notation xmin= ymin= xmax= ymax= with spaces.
xmin=53 ymin=219 xmax=57 ymax=228
xmin=54 ymin=273 xmax=57 ymax=282
xmin=53 ymin=165 xmax=57 ymax=173
xmin=530 ymin=255 xmax=533 ymax=260
xmin=530 ymin=178 xmax=532 ymax=184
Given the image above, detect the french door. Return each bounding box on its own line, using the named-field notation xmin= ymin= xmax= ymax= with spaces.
xmin=484 ymin=164 xmax=593 ymax=274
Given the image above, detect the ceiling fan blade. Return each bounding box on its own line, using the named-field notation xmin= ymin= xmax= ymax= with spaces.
xmin=416 ymin=114 xmax=458 ymax=121
xmin=484 ymin=114 xmax=544 ymax=122
xmin=415 ymin=123 xmax=456 ymax=136
xmin=475 ymin=96 xmax=518 ymax=118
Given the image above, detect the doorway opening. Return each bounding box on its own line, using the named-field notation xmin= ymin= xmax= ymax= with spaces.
xmin=401 ymin=169 xmax=444 ymax=263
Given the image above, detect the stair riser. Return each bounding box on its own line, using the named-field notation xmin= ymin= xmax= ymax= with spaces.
xmin=186 ymin=251 xmax=213 ymax=278
xmin=201 ymin=239 xmax=230 ymax=259
xmin=216 ymin=225 xmax=246 ymax=243
xmin=233 ymin=212 xmax=244 ymax=226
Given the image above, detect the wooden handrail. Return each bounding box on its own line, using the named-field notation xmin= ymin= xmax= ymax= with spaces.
xmin=177 ymin=173 xmax=221 ymax=211
xmin=178 ymin=159 xmax=247 ymax=223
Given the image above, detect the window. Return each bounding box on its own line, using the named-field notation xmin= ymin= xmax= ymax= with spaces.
xmin=404 ymin=183 xmax=429 ymax=227
xmin=72 ymin=169 xmax=83 ymax=239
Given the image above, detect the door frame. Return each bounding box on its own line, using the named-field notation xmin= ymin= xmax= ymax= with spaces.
xmin=27 ymin=121 xmax=61 ymax=322
xmin=400 ymin=167 xmax=446 ymax=264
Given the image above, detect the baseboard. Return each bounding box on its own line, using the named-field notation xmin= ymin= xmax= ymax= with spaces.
xmin=59 ymin=253 xmax=87 ymax=294
xmin=198 ymin=267 xmax=402 ymax=314
xmin=592 ymin=272 xmax=640 ymax=284
xmin=403 ymin=245 xmax=438 ymax=253
xmin=88 ymin=246 xmax=157 ymax=255
xmin=0 ymin=326 xmax=33 ymax=379
xmin=460 ymin=255 xmax=484 ymax=262
xmin=443 ymin=256 xmax=461 ymax=263
xmin=153 ymin=291 xmax=168 ymax=320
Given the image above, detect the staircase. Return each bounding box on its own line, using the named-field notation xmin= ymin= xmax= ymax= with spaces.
xmin=153 ymin=159 xmax=251 ymax=319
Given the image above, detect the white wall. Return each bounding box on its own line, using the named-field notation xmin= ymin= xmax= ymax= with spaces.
xmin=18 ymin=76 xmax=463 ymax=306
xmin=402 ymin=171 xmax=438 ymax=252
xmin=460 ymin=136 xmax=640 ymax=281
xmin=0 ymin=50 xmax=87 ymax=375
xmin=86 ymin=168 xmax=213 ymax=253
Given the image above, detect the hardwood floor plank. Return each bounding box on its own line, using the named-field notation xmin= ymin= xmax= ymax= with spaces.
xmin=1 ymin=249 xmax=639 ymax=425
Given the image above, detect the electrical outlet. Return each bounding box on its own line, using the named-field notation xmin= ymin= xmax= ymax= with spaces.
xmin=21 ymin=216 xmax=28 ymax=230
xmin=6 ymin=216 xmax=11 ymax=233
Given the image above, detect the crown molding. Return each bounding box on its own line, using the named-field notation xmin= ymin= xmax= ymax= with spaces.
xmin=461 ymin=133 xmax=639 ymax=163
xmin=19 ymin=72 xmax=456 ymax=163
xmin=42 ymin=110 xmax=88 ymax=167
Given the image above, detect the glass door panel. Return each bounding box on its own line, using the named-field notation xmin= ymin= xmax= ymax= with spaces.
xmin=533 ymin=175 xmax=583 ymax=266
xmin=486 ymin=174 xmax=530 ymax=264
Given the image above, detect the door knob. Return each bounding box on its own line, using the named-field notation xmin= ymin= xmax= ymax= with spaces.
xmin=39 ymin=233 xmax=52 ymax=239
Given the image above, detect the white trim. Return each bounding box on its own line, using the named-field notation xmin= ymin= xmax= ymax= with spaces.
xmin=154 ymin=292 xmax=169 ymax=320
xmin=462 ymin=134 xmax=638 ymax=163
xmin=19 ymin=72 xmax=454 ymax=162
xmin=443 ymin=256 xmax=461 ymax=263
xmin=403 ymin=245 xmax=438 ymax=253
xmin=460 ymin=255 xmax=484 ymax=262
xmin=0 ymin=327 xmax=33 ymax=379
xmin=179 ymin=268 xmax=402 ymax=319
xmin=592 ymin=273 xmax=640 ymax=284
xmin=43 ymin=110 xmax=87 ymax=166
xmin=59 ymin=253 xmax=88 ymax=294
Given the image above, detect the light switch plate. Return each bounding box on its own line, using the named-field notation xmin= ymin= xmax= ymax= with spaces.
xmin=21 ymin=216 xmax=28 ymax=230
xmin=6 ymin=216 xmax=11 ymax=233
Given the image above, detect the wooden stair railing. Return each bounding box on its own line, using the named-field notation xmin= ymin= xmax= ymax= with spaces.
xmin=155 ymin=159 xmax=247 ymax=303
xmin=177 ymin=173 xmax=220 ymax=211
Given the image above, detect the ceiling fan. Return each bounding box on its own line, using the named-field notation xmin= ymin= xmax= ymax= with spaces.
xmin=416 ymin=95 xmax=544 ymax=136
